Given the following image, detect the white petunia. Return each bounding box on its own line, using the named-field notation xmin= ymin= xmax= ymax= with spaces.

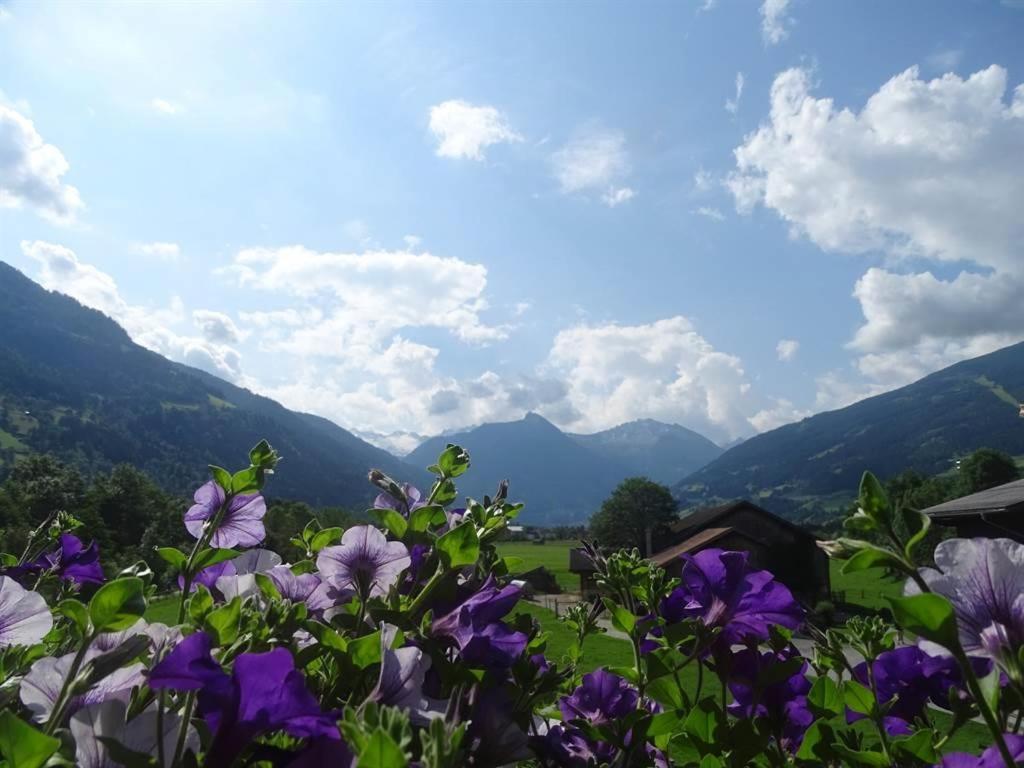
xmin=71 ymin=700 xmax=198 ymax=768
xmin=0 ymin=576 xmax=53 ymax=647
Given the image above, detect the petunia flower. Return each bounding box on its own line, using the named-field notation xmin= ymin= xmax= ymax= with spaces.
xmin=938 ymin=734 xmax=1024 ymax=768
xmin=214 ymin=549 xmax=282 ymax=602
xmin=0 ymin=576 xmax=53 ymax=648
xmin=316 ymin=525 xmax=410 ymax=600
xmin=660 ymin=548 xmax=804 ymax=648
xmin=374 ymin=483 xmax=426 ymax=517
xmin=21 ymin=651 xmax=145 ymax=723
xmin=268 ymin=565 xmax=323 ymax=603
xmin=909 ymin=538 xmax=1024 ymax=667
xmin=369 ymin=624 xmax=444 ymax=724
xmin=148 ymin=631 xmax=339 ymax=765
xmin=728 ymin=646 xmax=813 ymax=752
xmin=184 ymin=480 xmax=267 ymax=549
xmin=70 ymin=699 xmax=198 ymax=768
xmin=432 ymin=575 xmax=528 ymax=667
xmin=559 ymin=669 xmax=639 ymax=725
xmin=36 ymin=534 xmax=105 ymax=585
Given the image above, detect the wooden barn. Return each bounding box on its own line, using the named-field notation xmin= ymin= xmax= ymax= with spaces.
xmin=570 ymin=500 xmax=830 ymax=606
xmin=922 ymin=478 xmax=1024 ymax=541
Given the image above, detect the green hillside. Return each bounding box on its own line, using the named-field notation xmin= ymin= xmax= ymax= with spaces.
xmin=676 ymin=342 xmax=1024 ymax=520
xmin=0 ymin=261 xmax=427 ymax=507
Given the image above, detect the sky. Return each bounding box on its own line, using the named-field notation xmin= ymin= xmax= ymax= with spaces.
xmin=1 ymin=0 xmax=1023 ymax=454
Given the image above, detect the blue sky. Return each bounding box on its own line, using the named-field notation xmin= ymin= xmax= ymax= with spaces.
xmin=1 ymin=0 xmax=1023 ymax=452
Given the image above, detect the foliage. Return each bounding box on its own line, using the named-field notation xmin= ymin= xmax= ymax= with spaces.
xmin=0 ymin=444 xmax=1022 ymax=767
xmin=588 ymin=477 xmax=678 ymax=554
xmin=957 ymin=447 xmax=1020 ymax=495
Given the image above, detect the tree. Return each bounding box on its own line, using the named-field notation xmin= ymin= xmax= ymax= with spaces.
xmin=958 ymin=448 xmax=1020 ymax=495
xmin=588 ymin=477 xmax=678 ymax=555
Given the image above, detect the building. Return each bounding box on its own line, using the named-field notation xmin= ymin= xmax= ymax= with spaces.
xmin=569 ymin=500 xmax=830 ymax=606
xmin=922 ymin=478 xmax=1024 ymax=541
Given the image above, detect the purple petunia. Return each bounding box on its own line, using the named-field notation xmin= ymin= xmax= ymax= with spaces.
xmin=939 ymin=734 xmax=1024 ymax=768
xmin=559 ymin=669 xmax=639 ymax=725
xmin=38 ymin=534 xmax=104 ymax=585
xmin=661 ymin=548 xmax=804 ymax=647
xmin=148 ymin=631 xmax=339 ymax=764
xmin=184 ymin=481 xmax=267 ymax=549
xmin=374 ymin=483 xmax=426 ymax=517
xmin=316 ymin=525 xmax=410 ymax=600
xmin=728 ymin=646 xmax=813 ymax=752
xmin=432 ymin=575 xmax=528 ymax=667
xmin=0 ymin=576 xmax=53 ymax=648
xmin=909 ymin=538 xmax=1024 ymax=667
xmin=369 ymin=624 xmax=443 ymax=723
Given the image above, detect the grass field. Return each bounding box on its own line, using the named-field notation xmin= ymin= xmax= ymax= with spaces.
xmin=828 ymin=558 xmax=903 ymax=611
xmin=145 ymin=596 xmax=179 ymax=624
xmin=496 ymin=539 xmax=579 ymax=592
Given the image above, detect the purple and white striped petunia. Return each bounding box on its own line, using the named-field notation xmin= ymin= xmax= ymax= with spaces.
xmin=908 ymin=538 xmax=1024 ymax=664
xmin=0 ymin=576 xmax=53 ymax=648
xmin=184 ymin=481 xmax=267 ymax=549
xmin=21 ymin=651 xmax=145 ymax=722
xmin=374 ymin=483 xmax=426 ymax=517
xmin=316 ymin=525 xmax=410 ymax=600
xmin=70 ymin=699 xmax=198 ymax=768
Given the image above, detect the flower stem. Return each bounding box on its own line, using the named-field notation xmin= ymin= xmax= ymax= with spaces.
xmin=865 ymin=661 xmax=894 ymax=765
xmin=408 ymin=565 xmax=446 ymax=617
xmin=44 ymin=632 xmax=93 ymax=735
xmin=955 ymin=647 xmax=1016 ymax=768
xmin=171 ymin=692 xmax=196 ymax=768
xmin=176 ymin=497 xmax=231 ymax=623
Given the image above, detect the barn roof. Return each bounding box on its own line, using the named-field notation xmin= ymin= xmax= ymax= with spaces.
xmin=923 ymin=478 xmax=1024 ymax=520
xmin=648 ymin=527 xmax=739 ymax=567
xmin=671 ymin=499 xmax=817 ymax=541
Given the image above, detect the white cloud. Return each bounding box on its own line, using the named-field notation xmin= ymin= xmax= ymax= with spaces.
xmin=693 ymin=206 xmax=725 ymax=222
xmin=542 ymin=316 xmax=757 ymax=441
xmin=403 ymin=234 xmax=422 ymax=249
xmin=760 ymin=0 xmax=792 ymax=45
xmin=776 ymin=338 xmax=799 ymax=361
xmin=926 ymin=49 xmax=963 ymax=73
xmin=601 ymin=186 xmax=636 ymax=207
xmin=731 ymin=64 xmax=1024 ymax=391
xmin=150 ymin=98 xmax=182 ymax=115
xmin=692 ymin=168 xmax=715 ymax=193
xmin=725 ymin=72 xmax=745 ymax=114
xmin=749 ymin=398 xmax=810 ymax=431
xmin=21 ymin=240 xmax=242 ymax=381
xmin=193 ymin=309 xmax=246 ymax=345
xmin=133 ymin=242 xmax=181 ymax=261
xmin=552 ymin=128 xmax=633 ymax=202
xmin=428 ymin=100 xmax=522 ymax=161
xmin=0 ymin=105 xmax=83 ymax=223
xmin=512 ymin=301 xmax=532 ymax=317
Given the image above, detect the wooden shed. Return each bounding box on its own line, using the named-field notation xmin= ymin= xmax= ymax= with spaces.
xmin=922 ymin=478 xmax=1024 ymax=541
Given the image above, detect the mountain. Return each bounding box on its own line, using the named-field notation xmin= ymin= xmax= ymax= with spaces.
xmin=406 ymin=413 xmax=625 ymax=524
xmin=570 ymin=419 xmax=723 ymax=486
xmin=0 ymin=261 xmax=426 ymax=508
xmin=675 ymin=341 xmax=1024 ymax=521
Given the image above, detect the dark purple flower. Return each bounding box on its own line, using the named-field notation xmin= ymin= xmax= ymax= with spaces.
xmin=268 ymin=565 xmax=323 ymax=603
xmin=938 ymin=735 xmax=1024 ymax=768
xmin=910 ymin=538 xmax=1024 ymax=667
xmin=149 ymin=631 xmax=338 ymax=764
xmin=661 ymin=549 xmax=803 ymax=647
xmin=368 ymin=624 xmax=442 ymax=723
xmin=286 ymin=737 xmax=354 ymax=768
xmin=178 ymin=559 xmax=237 ymax=594
xmin=432 ymin=575 xmax=528 ymax=667
xmin=533 ymin=724 xmax=612 ymax=768
xmin=36 ymin=534 xmax=104 ymax=585
xmin=728 ymin=646 xmax=813 ymax=752
xmin=316 ymin=525 xmax=410 ymax=600
xmin=530 ymin=653 xmax=551 ymax=675
xmin=559 ymin=669 xmax=639 ymax=725
xmin=374 ymin=484 xmax=425 ymax=517
xmin=465 ymin=689 xmax=533 ymax=766
xmin=184 ymin=481 xmax=267 ymax=549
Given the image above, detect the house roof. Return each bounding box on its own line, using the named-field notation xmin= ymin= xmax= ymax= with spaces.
xmin=923 ymin=478 xmax=1024 ymax=519
xmin=671 ymin=500 xmax=817 ymax=541
xmin=648 ymin=527 xmax=738 ymax=567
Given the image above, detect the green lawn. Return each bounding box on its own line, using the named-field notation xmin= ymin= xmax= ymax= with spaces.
xmin=497 ymin=539 xmax=578 ymax=592
xmin=828 ymin=559 xmax=903 ymax=612
xmin=145 ymin=596 xmax=179 ymax=624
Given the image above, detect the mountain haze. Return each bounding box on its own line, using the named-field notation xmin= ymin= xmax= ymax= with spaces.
xmin=0 ymin=261 xmax=427 ymax=507
xmin=676 ymin=341 xmax=1024 ymax=521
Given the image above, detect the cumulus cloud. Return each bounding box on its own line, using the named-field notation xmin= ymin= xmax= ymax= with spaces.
xmin=150 ymin=98 xmax=182 ymax=115
xmin=760 ymin=0 xmax=792 ymax=45
xmin=429 ymin=100 xmax=522 ymax=160
xmin=542 ymin=316 xmax=757 ymax=441
xmin=749 ymin=398 xmax=810 ymax=431
xmin=776 ymin=339 xmax=799 ymax=361
xmin=193 ymin=309 xmax=246 ymax=345
xmin=0 ymin=105 xmax=83 ymax=223
xmin=133 ymin=242 xmax=181 ymax=261
xmin=552 ymin=128 xmax=634 ymax=204
xmin=731 ymin=64 xmax=1024 ymax=391
xmin=725 ymin=72 xmax=745 ymax=114
xmin=21 ymin=240 xmax=242 ymax=381
xmin=693 ymin=206 xmax=725 ymax=222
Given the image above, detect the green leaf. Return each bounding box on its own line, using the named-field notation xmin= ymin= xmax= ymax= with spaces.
xmin=374 ymin=509 xmax=408 ymax=539
xmin=841 ymin=546 xmax=908 ymax=576
xmin=204 ymin=598 xmax=241 ymax=646
xmin=892 ymin=730 xmax=938 ymax=763
xmin=807 ymin=676 xmax=843 ymax=717
xmin=248 ymin=439 xmax=278 ymax=469
xmin=979 ymin=663 xmax=1001 ymax=714
xmin=436 ymin=522 xmax=479 ymax=569
xmin=255 ymin=572 xmax=281 ymax=601
xmin=429 ymin=478 xmax=458 ymax=506
xmin=902 ymin=507 xmax=932 ymax=560
xmin=188 ymin=585 xmax=214 ymax=623
xmin=647 ymin=710 xmax=686 ymax=738
xmin=408 ymin=505 xmax=446 ymax=534
xmin=350 ymin=630 xmax=382 ymax=669
xmin=832 ymin=744 xmax=892 ymax=766
xmin=0 ymin=711 xmax=61 ymax=768
xmin=887 ymin=593 xmax=959 ymax=650
xmin=154 ymin=547 xmax=188 ymax=571
xmin=209 ymin=465 xmax=232 ymax=492
xmin=796 ymin=721 xmax=834 ymax=762
xmin=231 ymin=467 xmax=260 ymax=494
xmin=646 ymin=674 xmax=687 ymax=710
xmin=56 ymin=599 xmax=90 ymax=635
xmin=859 ymin=471 xmax=892 ymax=527
xmin=89 ymin=577 xmax=146 ymax=632
xmin=357 ymin=730 xmax=408 ymax=768
xmin=603 ymin=601 xmax=636 ymax=635
xmin=436 ymin=444 xmax=470 ymax=478
xmin=309 ymin=527 xmax=343 ymax=553
xmin=192 ymin=548 xmax=240 ymax=573
xmin=682 ymin=698 xmax=724 ymax=749
xmin=843 ymin=680 xmax=877 ymax=717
